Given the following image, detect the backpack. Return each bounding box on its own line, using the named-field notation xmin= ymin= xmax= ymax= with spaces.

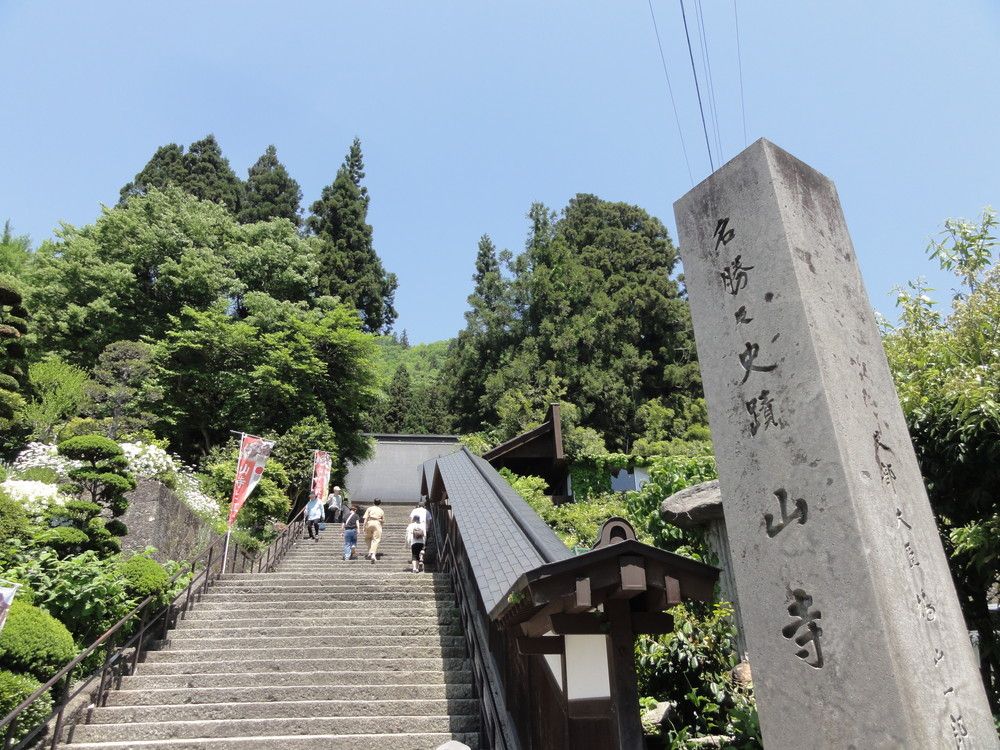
xmin=412 ymin=525 xmax=425 ymax=541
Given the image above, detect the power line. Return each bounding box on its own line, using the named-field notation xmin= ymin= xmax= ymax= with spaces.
xmin=734 ymin=0 xmax=748 ymax=147
xmin=646 ymin=0 xmax=694 ymax=186
xmin=695 ymin=0 xmax=724 ymax=162
xmin=679 ymin=0 xmax=714 ymax=171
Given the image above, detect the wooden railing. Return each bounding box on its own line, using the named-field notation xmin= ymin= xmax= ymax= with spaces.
xmin=433 ymin=507 xmax=521 ymax=750
xmin=0 ymin=508 xmax=305 ymax=750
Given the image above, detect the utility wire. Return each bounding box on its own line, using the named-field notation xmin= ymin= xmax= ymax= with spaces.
xmin=734 ymin=0 xmax=748 ymax=147
xmin=679 ymin=0 xmax=714 ymax=171
xmin=647 ymin=0 xmax=694 ymax=186
xmin=695 ymin=0 xmax=724 ymax=162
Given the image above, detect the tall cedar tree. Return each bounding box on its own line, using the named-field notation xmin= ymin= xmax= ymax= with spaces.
xmin=119 ymin=135 xmax=243 ymax=213
xmin=238 ymin=145 xmax=303 ymax=226
xmin=382 ymin=364 xmax=413 ymax=433
xmin=446 ymin=234 xmax=513 ymax=432
xmin=446 ymin=197 xmax=701 ymax=450
xmin=307 ymin=142 xmax=397 ymax=333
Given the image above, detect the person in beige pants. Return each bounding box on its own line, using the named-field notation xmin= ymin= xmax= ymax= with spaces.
xmin=362 ymin=498 xmax=385 ymax=563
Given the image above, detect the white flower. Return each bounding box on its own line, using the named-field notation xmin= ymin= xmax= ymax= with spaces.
xmin=11 ymin=443 xmax=81 ymax=479
xmin=1 ymin=479 xmax=68 ymax=520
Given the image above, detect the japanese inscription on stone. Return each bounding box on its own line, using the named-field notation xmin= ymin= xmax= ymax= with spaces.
xmin=674 ymin=139 xmax=996 ymax=748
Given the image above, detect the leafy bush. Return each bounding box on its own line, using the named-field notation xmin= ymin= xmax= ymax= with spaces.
xmin=0 ymin=488 xmax=30 ymax=543
xmin=15 ymin=467 xmax=60 ymax=484
xmin=34 ymin=527 xmax=90 ymax=556
xmin=0 ymin=601 xmax=76 ymax=681
xmin=118 ymin=555 xmax=170 ymax=603
xmin=636 ymin=603 xmax=759 ymax=748
xmin=3 ymin=548 xmax=133 ymax=643
xmin=0 ymin=669 xmax=53 ymax=744
xmin=104 ymin=519 xmax=128 ymax=537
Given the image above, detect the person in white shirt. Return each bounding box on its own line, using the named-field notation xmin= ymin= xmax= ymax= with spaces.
xmin=327 ymin=485 xmax=344 ymax=523
xmin=405 ymin=518 xmax=427 ymax=573
xmin=304 ymin=493 xmax=325 ymax=542
xmin=410 ymin=498 xmax=431 ymax=528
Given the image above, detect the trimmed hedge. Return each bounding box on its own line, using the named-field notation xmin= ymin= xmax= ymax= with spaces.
xmin=0 ymin=489 xmax=29 ymax=542
xmin=0 ymin=602 xmax=77 ymax=681
xmin=118 ymin=556 xmax=170 ymax=603
xmin=0 ymin=669 xmax=53 ymax=743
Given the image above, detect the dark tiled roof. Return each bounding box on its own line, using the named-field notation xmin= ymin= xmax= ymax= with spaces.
xmin=422 ymin=448 xmax=572 ymax=613
xmin=346 ymin=437 xmax=462 ymax=502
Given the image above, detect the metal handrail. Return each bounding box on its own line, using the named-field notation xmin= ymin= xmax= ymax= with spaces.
xmin=0 ymin=506 xmax=306 ymax=750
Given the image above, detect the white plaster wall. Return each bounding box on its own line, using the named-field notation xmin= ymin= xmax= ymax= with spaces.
xmin=564 ymin=634 xmax=610 ymax=700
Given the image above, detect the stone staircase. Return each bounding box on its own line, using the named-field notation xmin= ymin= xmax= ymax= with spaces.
xmin=64 ymin=504 xmax=480 ymax=750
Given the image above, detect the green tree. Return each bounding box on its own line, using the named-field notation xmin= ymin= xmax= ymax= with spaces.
xmin=0 ymin=276 xmax=28 ymax=437
xmin=274 ymin=416 xmax=339 ymax=508
xmin=882 ymin=207 xmax=1000 ymax=708
xmin=345 ymin=137 xmax=369 ymax=207
xmin=382 ymin=364 xmax=413 ymax=433
xmin=0 ymin=221 xmax=31 ymax=275
xmin=58 ymin=435 xmax=137 ymax=541
xmin=156 ymin=295 xmax=379 ymax=464
xmin=20 ymin=356 xmax=91 ymax=441
xmin=237 ymin=145 xmax=302 ymax=226
xmin=119 ymin=143 xmax=187 ymax=204
xmin=446 ymin=196 xmax=701 ymax=451
xmin=26 ymin=188 xmax=319 ymax=361
xmin=307 ymin=141 xmax=397 ymax=333
xmin=86 ymin=340 xmax=162 ymax=440
xmin=182 ymin=134 xmax=243 ymax=212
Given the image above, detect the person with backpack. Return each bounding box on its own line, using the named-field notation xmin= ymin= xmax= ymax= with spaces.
xmin=362 ymin=498 xmax=386 ymax=563
xmin=406 ymin=515 xmax=427 ymax=573
xmin=342 ymin=504 xmax=361 ymax=560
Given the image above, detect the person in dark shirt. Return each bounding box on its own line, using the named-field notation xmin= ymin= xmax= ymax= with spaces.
xmin=342 ymin=504 xmax=361 ymax=561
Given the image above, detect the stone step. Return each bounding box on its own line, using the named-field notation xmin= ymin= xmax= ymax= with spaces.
xmin=64 ymin=732 xmax=479 ymax=750
xmin=207 ymin=585 xmax=450 ymax=596
xmin=180 ymin=603 xmax=454 ymax=619
xmin=223 ymin=576 xmax=451 ymax=588
xmin=69 ymin=715 xmax=478 ymax=743
xmin=210 ymin=579 xmax=450 ymax=590
xmin=138 ymin=656 xmax=469 ymax=675
xmin=171 ymin=615 xmax=458 ymax=633
xmin=177 ymin=597 xmax=458 ymax=627
xmin=89 ymin=698 xmax=479 ymax=724
xmin=146 ymin=644 xmax=467 ymax=663
xmin=105 ymin=682 xmax=475 ymax=706
xmin=165 ymin=626 xmax=461 ymax=647
xmin=192 ymin=594 xmax=455 ymax=608
xmin=122 ymin=669 xmax=473 ymax=690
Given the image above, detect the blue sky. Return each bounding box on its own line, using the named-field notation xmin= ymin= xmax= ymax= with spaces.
xmin=1 ymin=1 xmax=997 ymax=343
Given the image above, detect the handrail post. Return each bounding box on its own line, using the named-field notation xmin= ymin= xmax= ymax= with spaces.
xmin=48 ymin=672 xmax=72 ymax=750
xmin=3 ymin=715 xmax=18 ymax=750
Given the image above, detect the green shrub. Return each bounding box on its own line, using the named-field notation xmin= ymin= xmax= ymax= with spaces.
xmin=0 ymin=464 xmax=7 ymax=482
xmin=636 ymin=603 xmax=760 ymax=748
xmin=0 ymin=669 xmax=54 ymax=743
xmin=2 ymin=548 xmax=132 ymax=643
xmin=57 ymin=435 xmax=136 ymax=526
xmin=34 ymin=527 xmax=90 ymax=556
xmin=104 ymin=519 xmax=128 ymax=537
xmin=15 ymin=467 xmax=60 ymax=484
xmin=0 ymin=601 xmax=76 ymax=681
xmin=118 ymin=556 xmax=170 ymax=603
xmin=0 ymin=488 xmax=29 ymax=543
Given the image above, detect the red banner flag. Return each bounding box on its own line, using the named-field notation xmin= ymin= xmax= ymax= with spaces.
xmin=311 ymin=450 xmax=332 ymax=503
xmin=228 ymin=434 xmax=274 ymax=527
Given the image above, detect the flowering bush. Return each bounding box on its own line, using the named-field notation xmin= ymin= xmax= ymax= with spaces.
xmin=11 ymin=443 xmax=80 ymax=480
xmin=175 ymin=471 xmax=219 ymax=517
xmin=0 ymin=480 xmax=67 ymax=520
xmin=119 ymin=442 xmax=175 ymax=480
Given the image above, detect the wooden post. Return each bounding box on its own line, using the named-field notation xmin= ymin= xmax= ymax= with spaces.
xmin=605 ymin=600 xmax=643 ymax=750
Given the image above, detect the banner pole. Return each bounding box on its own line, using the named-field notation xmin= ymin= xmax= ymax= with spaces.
xmin=221 ymin=528 xmax=232 ymax=575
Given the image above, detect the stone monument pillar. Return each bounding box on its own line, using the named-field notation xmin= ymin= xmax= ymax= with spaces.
xmin=673 ymin=139 xmax=997 ymax=748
